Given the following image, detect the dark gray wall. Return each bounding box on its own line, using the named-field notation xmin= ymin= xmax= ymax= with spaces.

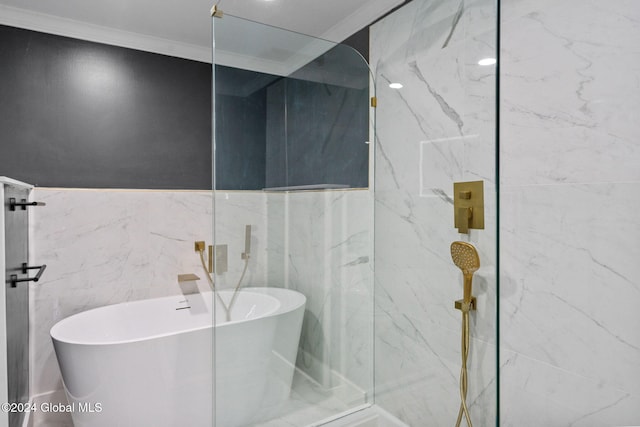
xmin=286 ymin=79 xmax=368 ymax=188
xmin=0 ymin=25 xmax=370 ymax=190
xmin=265 ymin=81 xmax=287 ymax=188
xmin=215 ymin=89 xmax=267 ymax=190
xmin=216 ymin=41 xmax=370 ymax=191
xmin=342 ymin=27 xmax=370 ymax=61
xmin=0 ymin=25 xmax=212 ymax=189
xmin=265 ymin=78 xmax=369 ymax=188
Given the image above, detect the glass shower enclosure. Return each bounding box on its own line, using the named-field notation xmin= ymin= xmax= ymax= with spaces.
xmin=211 ymin=0 xmax=498 ymax=424
xmin=211 ymin=13 xmax=375 ymax=427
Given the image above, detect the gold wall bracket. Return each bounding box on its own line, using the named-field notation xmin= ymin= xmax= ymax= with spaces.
xmin=213 ymin=244 xmax=228 ymax=274
xmin=453 ymin=180 xmax=484 ymax=234
xmin=211 ymin=5 xmax=223 ymax=18
xmin=455 ymin=297 xmax=477 ymax=312
xmin=371 ymin=97 xmax=377 ymax=108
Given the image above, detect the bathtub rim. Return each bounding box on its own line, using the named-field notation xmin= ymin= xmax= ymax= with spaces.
xmin=50 ymin=287 xmax=306 ymax=347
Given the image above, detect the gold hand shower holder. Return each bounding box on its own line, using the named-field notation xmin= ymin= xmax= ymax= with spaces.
xmin=454 ymin=297 xmax=476 ymax=312
xmin=450 ymin=241 xmax=480 ymax=427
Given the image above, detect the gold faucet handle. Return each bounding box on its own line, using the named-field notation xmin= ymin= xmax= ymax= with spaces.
xmin=456 ymin=207 xmax=473 ymax=234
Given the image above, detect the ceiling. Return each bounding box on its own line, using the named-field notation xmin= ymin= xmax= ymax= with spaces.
xmin=0 ymin=0 xmax=403 ymax=63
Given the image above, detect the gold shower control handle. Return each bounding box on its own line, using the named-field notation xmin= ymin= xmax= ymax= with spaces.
xmin=453 ymin=181 xmax=484 ymax=234
xmin=456 ymin=207 xmax=473 ymax=234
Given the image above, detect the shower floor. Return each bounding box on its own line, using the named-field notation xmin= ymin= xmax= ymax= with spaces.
xmin=253 ymin=369 xmax=362 ymax=427
xmin=253 ymin=371 xmax=407 ymax=427
xmin=27 ymin=371 xmax=404 ymax=427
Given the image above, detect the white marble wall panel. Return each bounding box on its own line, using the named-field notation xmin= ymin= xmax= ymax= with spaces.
xmin=213 ymin=191 xmax=268 ymax=290
xmin=31 ymin=185 xmax=370 ymax=419
xmin=501 ymin=350 xmax=640 ymax=427
xmin=500 ymin=0 xmax=640 ymax=424
xmin=501 ymin=0 xmax=640 ymax=187
xmin=371 ymin=0 xmax=497 ymax=425
xmin=265 ymin=190 xmax=374 ymax=403
xmin=30 ymin=188 xmax=267 ymax=396
xmin=501 ymin=184 xmax=640 ymax=393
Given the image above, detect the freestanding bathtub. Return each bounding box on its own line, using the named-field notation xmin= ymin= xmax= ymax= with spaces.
xmin=50 ymin=287 xmax=306 ymax=427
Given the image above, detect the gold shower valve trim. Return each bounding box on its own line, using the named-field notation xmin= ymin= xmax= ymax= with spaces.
xmin=453 ymin=180 xmax=484 ymax=234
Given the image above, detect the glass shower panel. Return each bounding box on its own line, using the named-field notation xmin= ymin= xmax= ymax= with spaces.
xmin=212 ymin=14 xmax=374 ymax=427
xmin=372 ymin=0 xmax=498 ymax=425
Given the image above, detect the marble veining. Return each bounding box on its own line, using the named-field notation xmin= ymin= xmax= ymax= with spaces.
xmin=266 ymin=190 xmax=374 ymax=404
xmin=30 ymin=188 xmax=267 ymax=395
xmin=371 ymin=0 xmax=497 ymax=425
xmin=501 ymin=0 xmax=640 ymax=187
xmin=408 ymin=61 xmax=464 ymax=134
xmin=441 ymin=0 xmax=465 ymax=48
xmin=500 ymin=0 xmax=640 ymax=424
xmin=500 ymin=183 xmax=640 ymax=419
xmin=31 ymin=187 xmax=373 ymax=426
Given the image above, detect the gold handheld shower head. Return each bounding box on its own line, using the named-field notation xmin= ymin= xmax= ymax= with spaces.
xmin=450 ymin=241 xmax=480 ymax=304
xmin=451 ymin=241 xmax=480 ymax=427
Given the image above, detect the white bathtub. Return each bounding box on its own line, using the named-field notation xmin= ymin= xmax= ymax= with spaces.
xmin=50 ymin=287 xmax=306 ymax=427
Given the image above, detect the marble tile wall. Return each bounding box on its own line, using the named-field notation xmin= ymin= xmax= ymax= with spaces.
xmin=30 ymin=188 xmax=267 ymax=395
xmin=30 ymin=186 xmax=372 ymax=421
xmin=264 ymin=189 xmax=374 ymax=403
xmin=371 ymin=0 xmax=497 ymax=425
xmin=373 ymin=0 xmax=640 ymax=424
xmin=500 ymin=0 xmax=640 ymax=424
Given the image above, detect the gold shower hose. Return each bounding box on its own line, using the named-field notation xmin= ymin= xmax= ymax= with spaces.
xmin=450 ymin=241 xmax=480 ymax=427
xmin=456 ymin=305 xmax=472 ymax=427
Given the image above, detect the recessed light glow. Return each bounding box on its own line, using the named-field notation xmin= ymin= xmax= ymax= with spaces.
xmin=478 ymin=57 xmax=497 ymax=66
xmin=389 ymin=82 xmax=403 ymax=89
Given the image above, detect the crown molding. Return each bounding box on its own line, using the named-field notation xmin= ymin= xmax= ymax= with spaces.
xmin=320 ymin=0 xmax=402 ymax=44
xmin=0 ymin=4 xmax=212 ymax=63
xmin=0 ymin=1 xmax=400 ymax=69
